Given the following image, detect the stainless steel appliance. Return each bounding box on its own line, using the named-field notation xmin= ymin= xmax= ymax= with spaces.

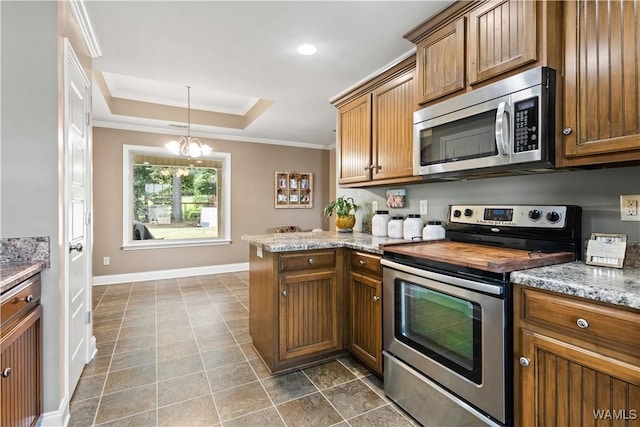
xmin=413 ymin=67 xmax=556 ymax=179
xmin=382 ymin=204 xmax=582 ymax=427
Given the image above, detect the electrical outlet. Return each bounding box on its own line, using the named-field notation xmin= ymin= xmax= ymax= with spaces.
xmin=372 ymin=200 xmax=379 ymax=212
xmin=620 ymin=195 xmax=640 ymax=221
xmin=103 ymin=256 xmax=110 ymax=266
xmin=420 ymin=200 xmax=428 ymax=215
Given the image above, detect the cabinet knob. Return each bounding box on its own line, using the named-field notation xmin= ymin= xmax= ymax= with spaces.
xmin=364 ymin=165 xmax=374 ymax=171
xmin=307 ymin=258 xmax=314 ymax=265
xmin=282 ymin=290 xmax=288 ymax=297
xmin=372 ymin=296 xmax=380 ymax=302
xmin=562 ymin=127 xmax=573 ymax=135
xmin=576 ymin=318 xmax=589 ymax=329
xmin=1 ymin=368 xmax=11 ymax=378
xmin=519 ymin=357 xmax=530 ymax=367
xmin=359 ymin=260 xmax=366 ymax=266
xmin=21 ymin=295 xmax=34 ymax=303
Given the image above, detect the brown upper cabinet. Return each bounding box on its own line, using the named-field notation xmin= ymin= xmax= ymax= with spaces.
xmin=331 ymin=56 xmax=420 ymax=187
xmin=559 ymin=0 xmax=640 ymax=167
xmin=405 ymin=0 xmax=560 ymax=105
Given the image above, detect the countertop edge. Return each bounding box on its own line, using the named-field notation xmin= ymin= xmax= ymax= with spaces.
xmin=1 ymin=262 xmax=46 ymax=294
xmin=511 ymin=262 xmax=640 ymax=311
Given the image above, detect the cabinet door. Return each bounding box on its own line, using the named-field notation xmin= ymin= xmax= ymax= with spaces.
xmin=562 ymin=0 xmax=640 ymax=165
xmin=348 ymin=271 xmax=382 ymax=375
xmin=279 ymin=271 xmax=339 ymax=360
xmin=371 ymin=70 xmax=416 ymax=181
xmin=337 ymin=95 xmax=372 ymax=184
xmin=518 ymin=330 xmax=640 ymax=427
xmin=1 ymin=306 xmax=42 ymax=427
xmin=468 ymin=0 xmax=537 ymax=85
xmin=416 ymin=18 xmax=465 ymax=104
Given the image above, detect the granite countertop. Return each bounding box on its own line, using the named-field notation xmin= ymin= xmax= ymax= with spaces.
xmin=241 ymin=231 xmax=406 ymax=254
xmin=511 ymin=261 xmax=640 ymax=310
xmin=1 ymin=262 xmax=46 ymax=294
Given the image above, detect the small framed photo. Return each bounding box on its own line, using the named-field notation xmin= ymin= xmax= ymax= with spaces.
xmin=386 ymin=189 xmax=406 ymax=208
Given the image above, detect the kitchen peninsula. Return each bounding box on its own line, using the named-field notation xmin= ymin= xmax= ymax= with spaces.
xmin=242 ymin=231 xmax=404 ymax=375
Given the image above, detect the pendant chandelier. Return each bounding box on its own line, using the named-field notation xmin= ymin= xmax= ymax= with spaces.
xmin=165 ymin=86 xmax=212 ymax=158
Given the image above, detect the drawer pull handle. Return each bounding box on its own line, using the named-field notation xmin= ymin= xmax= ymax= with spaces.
xmin=359 ymin=260 xmax=366 ymax=266
xmin=21 ymin=295 xmax=34 ymax=303
xmin=519 ymin=357 xmax=530 ymax=367
xmin=282 ymin=290 xmax=287 ymax=297
xmin=307 ymin=258 xmax=314 ymax=264
xmin=1 ymin=368 xmax=11 ymax=378
xmin=576 ymin=318 xmax=589 ymax=329
xmin=372 ymin=296 xmax=380 ymax=302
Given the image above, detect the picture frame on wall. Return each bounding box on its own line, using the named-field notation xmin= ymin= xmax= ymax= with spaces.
xmin=274 ymin=172 xmax=313 ymax=209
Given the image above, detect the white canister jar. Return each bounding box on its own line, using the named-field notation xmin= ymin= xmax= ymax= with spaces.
xmin=423 ymin=220 xmax=446 ymax=241
xmin=387 ymin=216 xmax=404 ymax=239
xmin=403 ymin=214 xmax=424 ymax=240
xmin=371 ymin=210 xmax=390 ymax=237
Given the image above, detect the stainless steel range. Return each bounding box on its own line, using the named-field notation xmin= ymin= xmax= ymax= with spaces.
xmin=381 ymin=204 xmax=582 ymax=427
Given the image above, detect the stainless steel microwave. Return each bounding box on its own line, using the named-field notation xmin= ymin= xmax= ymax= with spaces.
xmin=413 ymin=67 xmax=556 ymax=178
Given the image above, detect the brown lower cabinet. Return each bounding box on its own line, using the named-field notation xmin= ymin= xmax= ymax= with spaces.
xmin=1 ymin=273 xmax=42 ymax=427
xmin=514 ymin=284 xmax=640 ymax=426
xmin=347 ymin=251 xmax=383 ymax=377
xmin=249 ymin=247 xmax=345 ymax=374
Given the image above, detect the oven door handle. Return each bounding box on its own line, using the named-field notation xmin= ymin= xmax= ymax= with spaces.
xmin=381 ymin=259 xmax=504 ymax=296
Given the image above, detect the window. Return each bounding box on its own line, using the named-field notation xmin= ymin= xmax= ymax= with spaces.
xmin=122 ymin=144 xmax=231 ymax=249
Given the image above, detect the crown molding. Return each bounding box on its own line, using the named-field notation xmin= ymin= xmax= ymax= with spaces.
xmin=92 ymin=120 xmax=335 ymax=150
xmin=67 ymin=0 xmax=102 ymax=57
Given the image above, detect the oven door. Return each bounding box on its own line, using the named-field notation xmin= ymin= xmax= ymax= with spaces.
xmin=382 ymin=259 xmax=508 ymax=425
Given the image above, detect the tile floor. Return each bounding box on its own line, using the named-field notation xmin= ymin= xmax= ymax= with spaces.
xmin=68 ymin=271 xmax=418 ymax=427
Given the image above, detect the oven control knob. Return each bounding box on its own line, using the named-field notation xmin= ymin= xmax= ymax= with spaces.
xmin=453 ymin=209 xmax=462 ymax=218
xmin=464 ymin=208 xmax=473 ymax=217
xmin=528 ymin=209 xmax=542 ymax=221
xmin=546 ymin=211 xmax=561 ymax=223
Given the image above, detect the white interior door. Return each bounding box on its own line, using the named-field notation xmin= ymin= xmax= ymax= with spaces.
xmin=64 ymin=39 xmax=94 ymax=396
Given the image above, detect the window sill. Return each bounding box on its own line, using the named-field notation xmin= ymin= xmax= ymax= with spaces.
xmin=122 ymin=239 xmax=232 ymax=251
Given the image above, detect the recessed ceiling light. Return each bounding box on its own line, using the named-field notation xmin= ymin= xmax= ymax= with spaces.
xmin=297 ymin=44 xmax=317 ymax=56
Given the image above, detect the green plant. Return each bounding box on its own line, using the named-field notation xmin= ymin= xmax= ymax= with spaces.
xmin=323 ymin=196 xmax=359 ymax=217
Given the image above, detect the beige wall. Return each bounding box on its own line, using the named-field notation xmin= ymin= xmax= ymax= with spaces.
xmin=92 ymin=127 xmax=331 ymax=276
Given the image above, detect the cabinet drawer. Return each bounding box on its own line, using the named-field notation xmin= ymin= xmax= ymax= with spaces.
xmin=350 ymin=252 xmax=381 ymax=276
xmin=522 ymin=288 xmax=640 ymax=350
xmin=278 ymin=251 xmax=336 ymax=272
xmin=1 ymin=274 xmax=41 ymax=326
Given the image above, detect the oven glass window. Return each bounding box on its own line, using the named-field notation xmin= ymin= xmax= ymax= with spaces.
xmin=420 ymin=109 xmax=498 ymax=167
xmin=395 ymin=279 xmax=482 ymax=384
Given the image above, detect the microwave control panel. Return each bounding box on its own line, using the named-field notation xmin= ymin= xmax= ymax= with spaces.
xmin=514 ymin=97 xmax=539 ymax=153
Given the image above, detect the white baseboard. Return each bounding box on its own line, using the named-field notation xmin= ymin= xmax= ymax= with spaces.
xmin=92 ymin=262 xmax=249 ymax=285
xmin=38 ymin=394 xmax=69 ymax=427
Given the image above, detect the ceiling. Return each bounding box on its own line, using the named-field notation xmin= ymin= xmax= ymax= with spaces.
xmin=85 ymin=1 xmax=454 ymax=149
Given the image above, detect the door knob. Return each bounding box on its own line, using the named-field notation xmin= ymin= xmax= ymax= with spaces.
xmin=519 ymin=357 xmax=530 ymax=367
xmin=69 ymin=243 xmax=83 ymax=253
xmin=282 ymin=290 xmax=288 ymax=297
xmin=562 ymin=127 xmax=573 ymax=135
xmin=372 ymin=296 xmax=380 ymax=302
xmin=1 ymin=368 xmax=11 ymax=378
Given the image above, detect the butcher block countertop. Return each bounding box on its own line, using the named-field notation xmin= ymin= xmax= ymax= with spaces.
xmin=382 ymin=241 xmax=576 ymax=273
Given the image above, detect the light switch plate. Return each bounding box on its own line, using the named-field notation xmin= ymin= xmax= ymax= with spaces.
xmin=620 ymin=195 xmax=640 ymax=221
xmin=420 ymin=200 xmax=428 ymax=215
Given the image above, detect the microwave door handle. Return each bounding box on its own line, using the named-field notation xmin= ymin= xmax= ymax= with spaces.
xmin=495 ymin=101 xmax=510 ymax=155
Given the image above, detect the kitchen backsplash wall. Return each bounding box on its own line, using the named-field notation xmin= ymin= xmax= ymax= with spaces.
xmin=340 ymin=165 xmax=640 ymax=244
